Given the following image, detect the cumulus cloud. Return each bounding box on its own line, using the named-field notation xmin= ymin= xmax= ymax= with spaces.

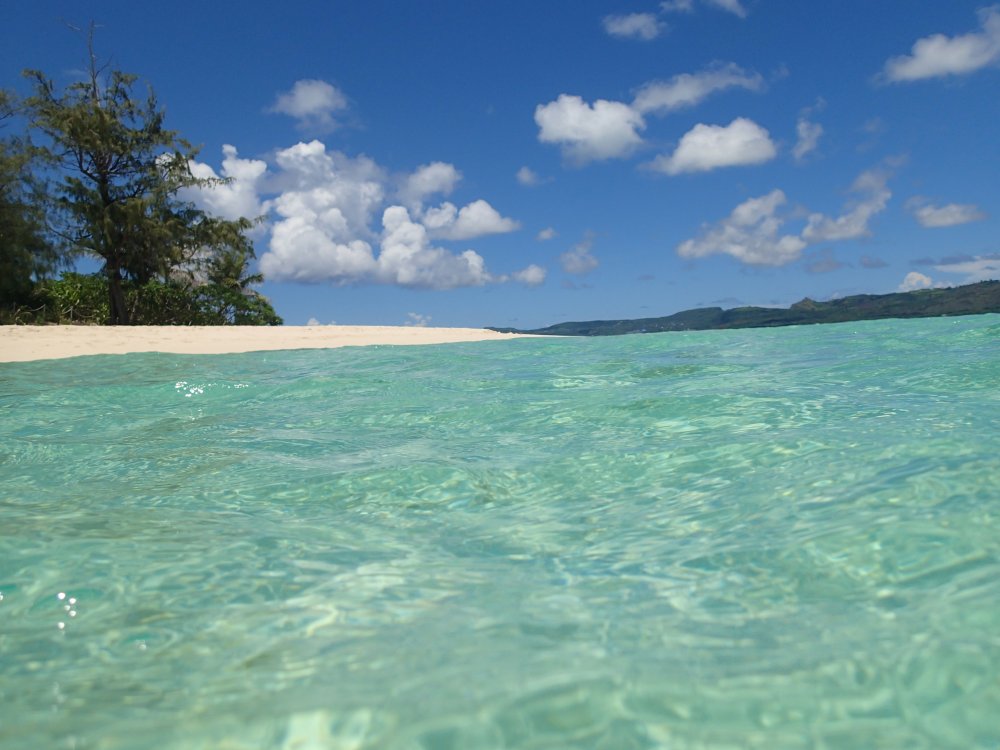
xmin=660 ymin=0 xmax=694 ymax=11
xmin=898 ymin=271 xmax=934 ymax=291
xmin=537 ymin=227 xmax=557 ymax=241
xmin=399 ymin=162 xmax=461 ymax=209
xmin=422 ymin=199 xmax=520 ymax=240
xmin=882 ymin=6 xmax=1000 ymax=82
xmin=677 ymin=189 xmax=807 ymax=265
xmin=649 ymin=117 xmax=776 ymax=174
xmin=603 ymin=12 xmax=665 ymax=41
xmin=560 ymin=233 xmax=599 ymax=274
xmin=234 ymin=140 xmax=534 ymax=289
xmin=184 ymin=145 xmax=268 ymax=221
xmin=269 ymin=79 xmax=349 ymax=132
xmin=374 ymin=206 xmax=492 ymax=288
xmin=802 ymin=166 xmax=892 ymax=242
xmin=632 ymin=64 xmax=764 ymax=115
xmin=510 ymin=264 xmax=547 ymax=286
xmin=535 ymin=64 xmax=767 ymax=166
xmin=535 ymin=94 xmax=645 ymax=163
xmin=676 ymin=165 xmax=897 ymax=267
xmin=906 ymin=198 xmax=987 ymax=227
xmin=269 ymin=140 xmax=386 ymax=242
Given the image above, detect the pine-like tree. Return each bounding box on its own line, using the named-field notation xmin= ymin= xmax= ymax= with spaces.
xmin=23 ymin=38 xmax=274 ymax=324
xmin=0 ymin=89 xmax=59 ymax=309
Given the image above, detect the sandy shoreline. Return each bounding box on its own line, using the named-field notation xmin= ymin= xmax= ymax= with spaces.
xmin=0 ymin=325 xmax=537 ymax=363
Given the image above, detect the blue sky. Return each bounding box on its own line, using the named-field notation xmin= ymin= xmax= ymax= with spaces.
xmin=4 ymin=1 xmax=999 ymax=328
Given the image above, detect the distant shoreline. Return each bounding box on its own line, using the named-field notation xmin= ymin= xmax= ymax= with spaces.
xmin=0 ymin=325 xmax=536 ymax=363
xmin=493 ymin=280 xmax=1000 ymax=337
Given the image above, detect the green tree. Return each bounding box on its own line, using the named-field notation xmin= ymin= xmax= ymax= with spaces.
xmin=202 ymin=241 xmax=282 ymax=325
xmin=0 ymin=89 xmax=59 ymax=309
xmin=22 ymin=44 xmax=269 ymax=324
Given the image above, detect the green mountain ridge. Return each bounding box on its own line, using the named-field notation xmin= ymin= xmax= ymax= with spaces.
xmin=491 ymin=281 xmax=1000 ymax=336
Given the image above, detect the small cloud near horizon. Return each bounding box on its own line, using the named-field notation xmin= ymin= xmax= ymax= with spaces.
xmin=404 ymin=312 xmax=432 ymax=327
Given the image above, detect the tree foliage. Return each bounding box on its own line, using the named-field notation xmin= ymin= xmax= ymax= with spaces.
xmin=10 ymin=37 xmax=280 ymax=325
xmin=5 ymin=272 xmax=283 ymax=326
xmin=0 ymin=89 xmax=60 ymax=305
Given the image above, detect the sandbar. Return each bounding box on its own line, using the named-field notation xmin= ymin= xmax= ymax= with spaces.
xmin=0 ymin=325 xmax=536 ymax=363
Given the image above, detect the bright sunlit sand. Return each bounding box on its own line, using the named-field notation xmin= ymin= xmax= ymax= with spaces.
xmin=0 ymin=325 xmax=536 ymax=363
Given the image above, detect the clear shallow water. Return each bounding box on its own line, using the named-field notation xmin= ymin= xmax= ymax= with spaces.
xmin=1 ymin=316 xmax=999 ymax=750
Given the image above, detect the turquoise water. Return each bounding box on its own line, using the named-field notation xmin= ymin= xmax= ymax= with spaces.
xmin=1 ymin=316 xmax=999 ymax=749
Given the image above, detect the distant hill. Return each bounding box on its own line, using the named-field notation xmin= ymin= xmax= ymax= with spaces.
xmin=492 ymin=280 xmax=1000 ymax=336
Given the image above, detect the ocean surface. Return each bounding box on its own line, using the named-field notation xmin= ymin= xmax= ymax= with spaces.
xmin=1 ymin=315 xmax=999 ymax=749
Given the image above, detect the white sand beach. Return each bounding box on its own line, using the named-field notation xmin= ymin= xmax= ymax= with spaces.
xmin=0 ymin=325 xmax=535 ymax=363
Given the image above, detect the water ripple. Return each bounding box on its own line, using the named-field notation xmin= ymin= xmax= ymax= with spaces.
xmin=1 ymin=316 xmax=998 ymax=748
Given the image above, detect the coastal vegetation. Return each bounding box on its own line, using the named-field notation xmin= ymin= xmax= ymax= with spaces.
xmin=495 ymin=280 xmax=1000 ymax=336
xmin=0 ymin=38 xmax=280 ymax=325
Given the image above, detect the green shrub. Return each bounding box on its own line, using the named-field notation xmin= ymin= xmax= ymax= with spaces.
xmin=1 ymin=273 xmax=282 ymax=326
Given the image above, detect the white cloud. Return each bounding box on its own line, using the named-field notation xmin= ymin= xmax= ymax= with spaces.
xmin=510 ymin=264 xmax=547 ymax=286
xmin=703 ymin=0 xmax=747 ymax=18
xmin=404 ymin=312 xmax=431 ymax=327
xmin=537 ymin=227 xmax=557 ymax=241
xmin=399 ymin=162 xmax=461 ymax=210
xmin=934 ymin=254 xmax=1000 ymax=282
xmin=632 ymin=64 xmax=764 ymax=115
xmin=882 ymin=6 xmax=1000 ymax=82
xmin=676 ymin=165 xmax=900 ymax=268
xmin=560 ymin=234 xmax=599 ymax=275
xmin=261 ymin=228 xmax=376 ymax=284
xmin=536 ymin=65 xmax=767 ymax=166
xmin=793 ymin=118 xmax=823 ymax=161
xmin=907 ymin=199 xmax=987 ymax=228
xmin=257 ymin=142 xmax=386 ymax=283
xmin=249 ymin=140 xmax=533 ymax=289
xmin=802 ymin=166 xmax=892 ymax=242
xmin=660 ymin=0 xmax=745 ymax=15
xmin=535 ymin=94 xmax=646 ymax=163
xmin=603 ymin=13 xmax=665 ymax=41
xmin=677 ymin=189 xmax=807 ymax=266
xmin=184 ymin=145 xmax=268 ymax=221
xmin=374 ymin=206 xmax=492 ymax=288
xmin=269 ymin=140 xmax=386 ymax=242
xmin=270 ymin=79 xmax=349 ymax=132
xmin=649 ymin=117 xmax=776 ymax=175
xmin=898 ymin=271 xmax=934 ymax=291
xmin=422 ymin=199 xmax=520 ymax=240
xmin=516 ymin=166 xmax=541 ymax=186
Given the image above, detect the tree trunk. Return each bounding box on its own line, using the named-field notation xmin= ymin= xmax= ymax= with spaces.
xmin=107 ymin=267 xmax=130 ymax=325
